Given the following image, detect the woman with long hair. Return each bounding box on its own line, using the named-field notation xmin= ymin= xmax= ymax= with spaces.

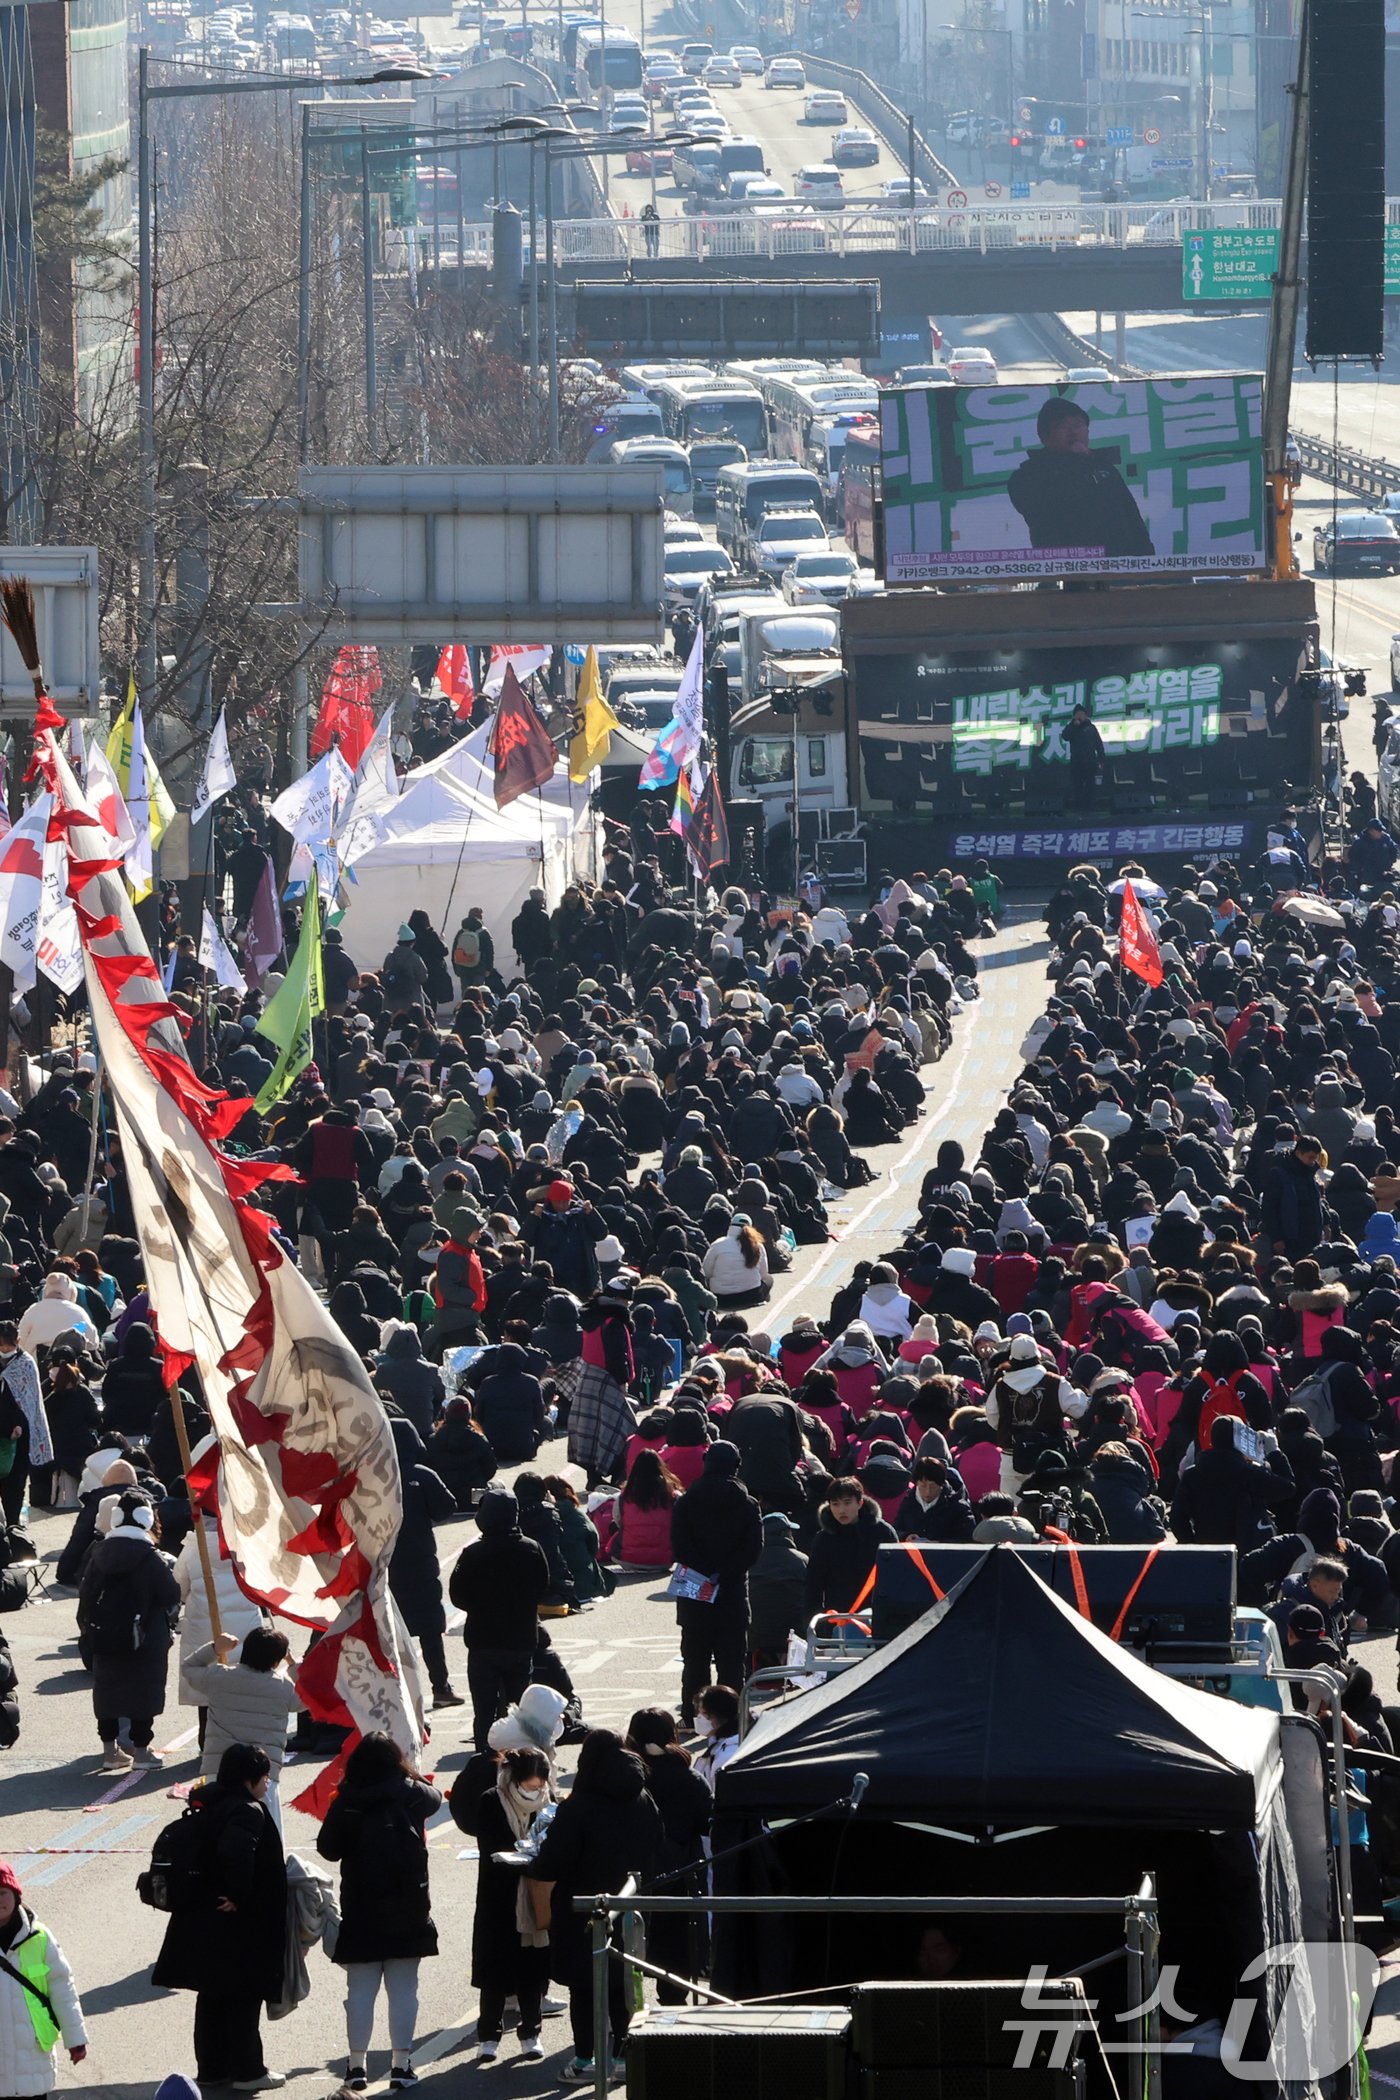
xmin=701 ymin=1214 xmax=771 ymax=1309
xmin=624 ymin=1708 xmax=712 ymax=2001
xmin=614 ymin=1450 xmax=682 ymax=1569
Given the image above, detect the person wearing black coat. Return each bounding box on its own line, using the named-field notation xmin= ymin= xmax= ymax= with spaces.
xmin=894 ymin=1456 xmax=976 ymax=1542
xmin=1087 ymin=1444 xmax=1168 ymax=1543
xmin=0 ymin=1622 xmax=17 ymax=1746
xmin=748 ymin=1512 xmax=810 ymax=1664
xmin=474 ymin=1344 xmax=547 ymax=1464
xmin=448 ymin=1489 xmax=551 ymax=1751
xmin=805 ymin=1480 xmax=898 ymax=1615
xmin=152 ymin=1743 xmax=288 ymax=2089
xmin=425 ymin=1400 xmax=498 ymax=1510
xmin=100 ymin=1322 xmax=167 ymax=1439
xmin=513 ymin=1470 xmax=577 ymax=1609
xmin=385 ymin=1412 xmax=462 ymax=1708
xmin=1170 ymin=1417 xmax=1291 ymax=1551
xmin=470 ymin=1746 xmax=555 ymax=2060
xmin=318 ymin=1731 xmax=442 ymax=2087
xmin=726 ymin=1391 xmax=804 ymax=1511
xmin=373 ymin=1327 xmax=446 ymax=1441
xmin=525 ymin=1730 xmax=663 ymax=2075
xmin=625 ymin=1710 xmax=713 ymax=2000
xmin=77 ymin=1492 xmax=181 ymax=1768
xmin=669 ymin=1442 xmax=764 ymax=1727
xmin=329 ymin=1281 xmax=382 ymax=1360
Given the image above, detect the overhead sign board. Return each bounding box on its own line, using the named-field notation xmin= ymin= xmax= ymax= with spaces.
xmin=300 ymin=466 xmax=665 ymax=643
xmin=0 ymin=548 xmax=101 ymax=716
xmin=573 ymin=279 xmax=880 ymax=357
xmin=880 ymin=375 xmax=1266 ymax=584
xmin=1185 ymin=224 xmax=1400 ymax=300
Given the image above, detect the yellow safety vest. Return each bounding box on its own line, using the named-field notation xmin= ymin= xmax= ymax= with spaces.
xmin=10 ymin=1926 xmax=60 ymax=2053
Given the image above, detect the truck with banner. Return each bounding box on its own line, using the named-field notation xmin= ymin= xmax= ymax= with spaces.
xmin=879 ymin=374 xmax=1267 ymax=585
xmin=842 ymin=578 xmax=1320 ymax=869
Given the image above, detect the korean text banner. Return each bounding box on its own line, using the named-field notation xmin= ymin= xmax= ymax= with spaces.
xmin=854 ymin=636 xmax=1312 ymax=820
xmin=879 ymin=375 xmax=1266 ymax=583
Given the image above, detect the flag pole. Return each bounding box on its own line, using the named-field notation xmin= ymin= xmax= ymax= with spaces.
xmin=77 ymin=1054 xmax=103 ymax=1245
xmin=167 ymin=1374 xmax=224 ymax=1645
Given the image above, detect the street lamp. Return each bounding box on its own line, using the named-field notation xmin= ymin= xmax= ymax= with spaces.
xmin=136 ymin=49 xmax=432 ymax=709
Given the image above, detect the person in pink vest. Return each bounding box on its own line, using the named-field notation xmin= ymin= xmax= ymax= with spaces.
xmin=614 ymin=1452 xmax=681 ymax=1569
xmin=1286 ymin=1260 xmax=1348 ymax=1361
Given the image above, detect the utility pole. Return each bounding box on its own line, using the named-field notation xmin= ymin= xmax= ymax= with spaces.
xmin=1261 ymin=0 xmax=1308 ymax=580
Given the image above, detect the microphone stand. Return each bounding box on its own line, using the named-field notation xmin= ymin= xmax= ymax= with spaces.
xmin=640 ymin=1774 xmax=871 ymax=1893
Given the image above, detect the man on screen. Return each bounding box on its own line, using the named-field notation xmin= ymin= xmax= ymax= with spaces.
xmin=1007 ymin=398 xmax=1154 ymax=560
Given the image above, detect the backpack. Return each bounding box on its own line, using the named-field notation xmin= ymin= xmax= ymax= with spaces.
xmin=137 ymin=1805 xmax=212 ymax=1912
xmin=453 ymin=926 xmax=482 ymax=971
xmin=1197 ymin=1369 xmax=1249 ymax=1447
xmin=1292 ymin=1361 xmax=1340 ymax=1441
xmin=85 ymin=1568 xmax=147 ymax=1657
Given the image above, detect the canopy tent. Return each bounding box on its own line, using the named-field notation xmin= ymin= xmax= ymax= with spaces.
xmin=719 ymin=1547 xmax=1281 ymax=1831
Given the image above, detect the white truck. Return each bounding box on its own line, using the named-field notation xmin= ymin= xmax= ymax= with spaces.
xmin=729 ymin=606 xmax=849 ymax=837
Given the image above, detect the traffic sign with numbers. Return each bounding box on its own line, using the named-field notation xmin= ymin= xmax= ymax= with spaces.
xmin=1143 ymin=125 xmax=1161 ymax=144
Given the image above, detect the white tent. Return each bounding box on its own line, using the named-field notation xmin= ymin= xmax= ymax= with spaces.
xmin=336 ymin=726 xmax=599 ymax=977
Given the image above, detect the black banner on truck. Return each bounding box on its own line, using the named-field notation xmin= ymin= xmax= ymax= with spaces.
xmin=855 ymin=634 xmax=1313 ymax=837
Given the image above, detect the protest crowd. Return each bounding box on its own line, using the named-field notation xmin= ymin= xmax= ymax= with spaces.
xmin=8 ymin=648 xmax=1400 ymax=2097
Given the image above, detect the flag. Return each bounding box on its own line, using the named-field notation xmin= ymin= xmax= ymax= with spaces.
xmin=269 ymin=747 xmax=354 ymax=848
xmin=687 ymin=765 xmax=731 ymax=879
xmin=487 ymin=667 xmax=557 ymax=808
xmin=29 ymin=713 xmax=422 ymax=1816
xmin=483 ymin=643 xmax=550 ymax=698
xmin=436 ymin=644 xmax=475 ymax=721
xmin=568 ymin=646 xmax=618 ymax=782
xmin=639 ymin=629 xmax=704 ymax=789
xmin=338 ymin=709 xmax=401 ymax=873
xmin=191 ymin=710 xmax=238 ymax=826
xmin=311 ymin=646 xmax=381 ymax=769
xmin=1119 ymin=878 xmax=1164 ymax=988
xmin=670 ymin=756 xmax=702 ymax=838
xmin=108 ymin=676 xmax=175 ymax=876
xmin=84 ymin=728 xmax=136 ymax=854
xmin=0 ymin=796 xmax=49 ymax=994
xmin=253 ymin=883 xmax=325 ymax=1112
xmin=37 ymin=833 xmax=83 ymax=994
xmin=242 ymin=857 xmax=283 ymax=986
xmin=200 ymin=907 xmax=247 ymax=994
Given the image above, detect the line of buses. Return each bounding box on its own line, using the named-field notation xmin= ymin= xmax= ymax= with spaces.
xmin=583 ymin=356 xmax=882 ymax=557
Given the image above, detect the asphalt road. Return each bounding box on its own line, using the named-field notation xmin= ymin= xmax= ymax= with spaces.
xmin=1 ymin=910 xmax=1056 ymax=2100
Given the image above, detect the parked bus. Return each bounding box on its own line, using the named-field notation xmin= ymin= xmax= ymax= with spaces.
xmin=714 ymin=460 xmax=825 ymax=563
xmin=573 ymin=22 xmax=643 ymax=91
xmin=765 ymin=372 xmax=879 ymax=456
xmin=652 ymin=376 xmax=767 ymax=456
xmin=840 ymin=419 xmax=880 ymax=568
xmin=608 ymin=436 xmax=694 ymax=514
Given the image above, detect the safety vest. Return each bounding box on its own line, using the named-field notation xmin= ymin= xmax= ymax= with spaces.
xmin=12 ymin=1925 xmax=60 ymax=2052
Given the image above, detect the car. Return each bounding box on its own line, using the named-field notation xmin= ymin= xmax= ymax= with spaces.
xmin=894 ymin=362 xmax=952 ymax=384
xmin=1063 ymin=367 xmax=1110 ymax=383
xmin=781 ymin=549 xmax=860 ymax=602
xmin=879 ymin=175 xmax=929 ymax=204
xmin=680 ymin=39 xmax=713 ymax=73
xmin=610 ymin=109 xmax=650 ymax=134
xmin=704 ymin=52 xmax=742 ymax=85
xmin=644 ymin=62 xmax=681 ymax=98
xmin=744 ymin=203 xmax=828 ymax=251
xmin=730 ymin=44 xmax=764 ymax=72
xmin=671 ymin=87 xmax=716 ymax=113
xmin=947 ymin=344 xmax=999 ymax=384
xmin=804 ymin=89 xmax=848 ymax=123
xmin=664 ymin=542 xmax=735 ymax=604
xmin=751 ymin=505 xmax=831 ymax=575
xmin=626 ymin=144 xmax=673 ymax=174
xmin=795 ymin=163 xmax=845 ymax=206
xmin=765 ymin=56 xmax=806 ymax=87
xmin=664 ymin=515 xmax=708 ymax=544
xmin=945 ymin=109 xmax=983 ymax=143
xmin=831 ymin=125 xmax=880 ymax=167
xmin=689 ymin=112 xmax=731 ymax=138
xmin=732 ymin=175 xmax=787 ymax=202
xmin=1314 ymin=511 xmax=1400 ymax=575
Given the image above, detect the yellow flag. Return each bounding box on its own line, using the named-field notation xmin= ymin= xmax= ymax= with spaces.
xmin=568 ymin=647 xmax=619 ymax=783
xmin=106 ymin=674 xmax=135 ymax=780
xmin=109 ymin=674 xmax=175 ymax=850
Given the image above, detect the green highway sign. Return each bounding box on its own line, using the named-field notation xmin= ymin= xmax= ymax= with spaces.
xmin=1183 ymin=224 xmax=1400 ymax=301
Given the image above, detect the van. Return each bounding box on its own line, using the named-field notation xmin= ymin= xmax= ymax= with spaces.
xmin=608 ymin=436 xmax=694 ymax=515
xmin=717 ymin=136 xmax=766 ymax=181
xmin=585 ymin=400 xmax=664 ymax=460
xmin=680 ymin=38 xmax=713 ymax=72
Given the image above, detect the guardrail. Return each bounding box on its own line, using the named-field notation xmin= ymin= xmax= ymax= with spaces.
xmin=1293 ymin=427 xmax=1400 ymax=504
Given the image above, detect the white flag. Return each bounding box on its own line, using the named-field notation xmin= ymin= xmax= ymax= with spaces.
xmin=191 ymin=711 xmax=238 ymax=826
xmin=338 ymin=709 xmax=401 ymax=872
xmin=36 ymin=834 xmax=84 ymax=995
xmin=269 ymin=747 xmax=353 ymax=848
xmin=0 ymin=797 xmax=50 ymax=995
xmin=483 ymin=643 xmax=550 ymax=697
xmin=124 ymin=700 xmax=158 ymax=901
xmin=199 ymin=907 xmax=248 ymax=994
xmin=84 ymin=729 xmax=136 ymax=853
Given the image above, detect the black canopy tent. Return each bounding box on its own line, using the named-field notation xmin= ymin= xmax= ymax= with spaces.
xmin=719 ymin=1548 xmax=1279 ymax=1829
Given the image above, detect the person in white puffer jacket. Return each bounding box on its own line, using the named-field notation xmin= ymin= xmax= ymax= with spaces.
xmin=0 ymin=1859 xmax=87 ymax=2098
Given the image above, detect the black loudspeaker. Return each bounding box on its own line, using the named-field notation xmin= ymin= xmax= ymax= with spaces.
xmin=1307 ymin=0 xmax=1386 ymax=361
xmin=851 ymin=1981 xmax=1090 ymax=2070
xmin=859 ymin=2068 xmax=1087 ymax=2100
xmin=625 ymin=2007 xmax=852 ymax=2100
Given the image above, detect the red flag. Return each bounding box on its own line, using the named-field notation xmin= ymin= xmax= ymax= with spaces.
xmin=1119 ymin=878 xmax=1164 ymax=987
xmin=487 ymin=666 xmax=557 ymax=808
xmin=311 ymin=645 xmax=381 ymax=768
xmin=687 ymin=767 xmax=731 ymax=879
xmin=436 ymin=643 xmax=475 ymax=721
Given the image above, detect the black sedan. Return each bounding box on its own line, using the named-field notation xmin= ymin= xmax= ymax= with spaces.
xmin=1314 ymin=510 xmax=1400 ymax=575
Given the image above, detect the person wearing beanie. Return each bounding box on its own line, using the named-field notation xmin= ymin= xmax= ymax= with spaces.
xmin=0 ymin=1859 xmax=87 ymax=2097
xmin=669 ymin=1441 xmax=763 ymax=1728
xmin=748 ymin=1512 xmax=810 ymax=1667
xmin=448 ymin=1490 xmax=551 ymax=1752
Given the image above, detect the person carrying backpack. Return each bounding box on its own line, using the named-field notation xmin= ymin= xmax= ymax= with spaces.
xmin=317 ymin=1731 xmax=442 ymax=2093
xmin=0 ymin=1858 xmax=87 ymax=2096
xmin=77 ymin=1489 xmax=180 ymax=1772
xmin=452 ymin=908 xmax=494 ymax=996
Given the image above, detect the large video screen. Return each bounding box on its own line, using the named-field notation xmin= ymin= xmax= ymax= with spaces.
xmin=879 ymin=375 xmax=1267 ymax=584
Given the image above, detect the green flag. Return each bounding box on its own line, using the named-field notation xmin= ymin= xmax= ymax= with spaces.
xmin=253 ymin=884 xmax=325 ymax=1112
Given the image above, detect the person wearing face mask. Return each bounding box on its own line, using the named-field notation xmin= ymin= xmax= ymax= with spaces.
xmin=692 ymin=1684 xmax=741 ymax=1792
xmin=470 ymin=1745 xmax=555 ymax=2064
xmin=0 ymin=1857 xmax=87 ymax=2099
